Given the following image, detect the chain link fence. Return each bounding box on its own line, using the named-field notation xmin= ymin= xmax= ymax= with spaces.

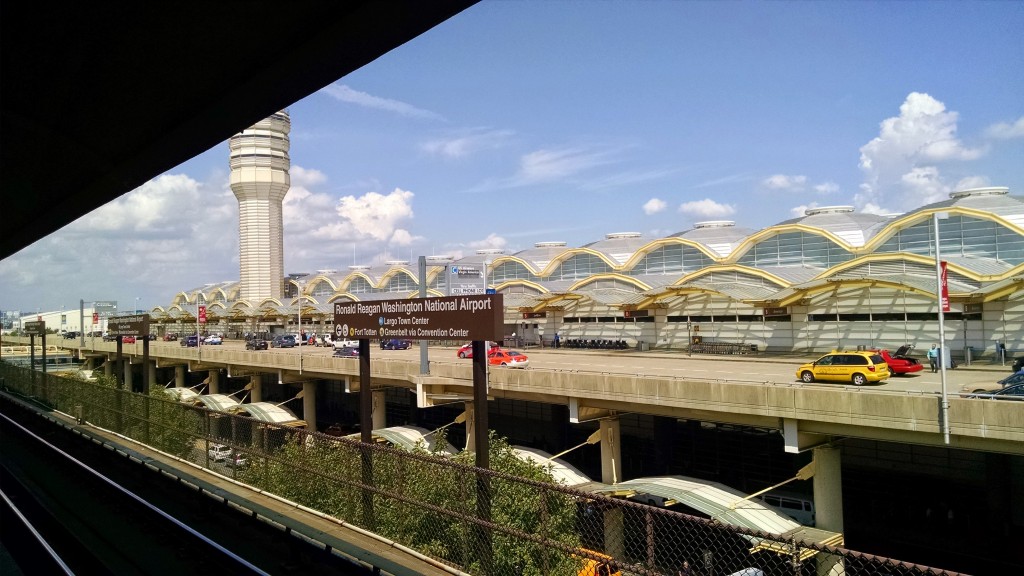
xmin=0 ymin=362 xmax=968 ymax=576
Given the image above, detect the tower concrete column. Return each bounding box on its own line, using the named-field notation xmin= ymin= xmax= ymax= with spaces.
xmin=147 ymin=361 xmax=156 ymax=391
xmin=371 ymin=390 xmax=387 ymax=431
xmin=175 ymin=365 xmax=185 ymax=388
xmin=250 ymin=373 xmax=263 ymax=403
xmin=104 ymin=360 xmax=112 ymax=377
xmin=230 ymin=111 xmax=290 ymax=302
xmin=600 ymin=418 xmax=622 ymax=485
xmin=302 ymin=381 xmax=317 ymax=432
xmin=208 ymin=369 xmax=220 ymax=394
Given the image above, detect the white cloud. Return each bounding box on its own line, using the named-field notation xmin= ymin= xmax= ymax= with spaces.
xmin=469 ymin=233 xmax=508 ymax=250
xmin=321 ymin=83 xmax=444 ymax=121
xmin=291 ymin=165 xmax=327 ymax=187
xmin=678 ymin=199 xmax=736 ymax=218
xmin=857 ymin=92 xmax=985 ymax=213
xmin=955 ymin=175 xmax=990 ymax=190
xmin=983 ymin=116 xmax=1024 ymax=140
xmin=421 ymin=128 xmax=514 ymax=159
xmin=643 ymin=198 xmax=667 ymax=215
xmin=790 ymin=202 xmax=819 ymax=218
xmin=762 ymin=174 xmax=807 ymax=190
xmin=814 ymin=182 xmax=839 ymax=195
xmin=516 ymin=147 xmax=615 ymax=184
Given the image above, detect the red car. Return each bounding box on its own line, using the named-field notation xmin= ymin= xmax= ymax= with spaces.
xmin=487 ymin=349 xmax=529 ymax=368
xmin=456 ymin=341 xmax=498 ymax=359
xmin=872 ymin=347 xmax=923 ymax=375
xmin=122 ymin=335 xmax=137 ymax=344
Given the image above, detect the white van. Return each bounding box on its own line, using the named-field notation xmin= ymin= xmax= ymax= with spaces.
xmin=757 ymin=491 xmax=815 ymax=526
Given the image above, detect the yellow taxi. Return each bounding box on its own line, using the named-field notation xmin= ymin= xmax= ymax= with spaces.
xmin=796 ymin=350 xmax=890 ymax=386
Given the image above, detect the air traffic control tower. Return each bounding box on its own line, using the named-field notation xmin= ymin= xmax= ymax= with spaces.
xmin=230 ymin=111 xmax=291 ymax=301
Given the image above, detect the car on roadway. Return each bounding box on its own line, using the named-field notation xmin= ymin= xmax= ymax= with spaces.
xmin=964 ymin=382 xmax=1024 ymax=400
xmin=380 ymin=338 xmax=411 ymax=350
xmin=332 ymin=337 xmax=359 ymax=349
xmin=960 ymin=371 xmax=1024 ymax=395
xmin=871 ymin=348 xmax=923 ymax=376
xmin=203 ymin=334 xmax=222 ymax=345
xmin=796 ymin=351 xmax=890 ymax=386
xmin=1012 ymin=356 xmax=1024 ymax=373
xmin=62 ymin=331 xmax=80 ymax=339
xmin=245 ymin=337 xmax=268 ymax=350
xmin=271 ymin=334 xmax=296 ymax=348
xmin=122 ymin=335 xmax=137 ymax=344
xmin=457 ymin=341 xmax=498 ymax=358
xmin=180 ymin=335 xmax=199 ymax=347
xmin=488 ymin=348 xmax=529 ymax=368
xmin=333 ymin=345 xmax=359 ymax=358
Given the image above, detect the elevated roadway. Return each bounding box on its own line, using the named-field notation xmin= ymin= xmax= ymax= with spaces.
xmin=52 ymin=339 xmax=1024 ymax=456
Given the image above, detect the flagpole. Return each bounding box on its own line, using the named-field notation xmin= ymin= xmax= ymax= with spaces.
xmin=934 ymin=212 xmax=950 ymax=445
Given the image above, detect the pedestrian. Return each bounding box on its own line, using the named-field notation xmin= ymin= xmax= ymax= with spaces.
xmin=511 ymin=331 xmax=517 ymax=346
xmin=927 ymin=344 xmax=938 ymax=372
xmin=554 ymin=332 xmax=561 ymax=348
xmin=678 ymin=560 xmax=693 ymax=576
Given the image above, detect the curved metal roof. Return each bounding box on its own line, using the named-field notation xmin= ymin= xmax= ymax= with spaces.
xmin=906 ymin=187 xmax=1024 ymax=228
xmin=582 ymin=233 xmax=651 ymax=265
xmin=511 ymin=446 xmax=591 ymax=487
xmin=672 ymin=221 xmax=759 ymax=258
xmin=512 ymin=242 xmax=573 ymax=272
xmin=773 ymin=206 xmax=892 ymax=247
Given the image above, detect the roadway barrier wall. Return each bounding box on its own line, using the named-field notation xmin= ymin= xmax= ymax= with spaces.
xmin=0 ymin=361 xmax=968 ymax=576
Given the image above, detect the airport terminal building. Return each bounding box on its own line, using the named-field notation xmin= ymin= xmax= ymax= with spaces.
xmin=155 ymin=186 xmax=1023 ymax=359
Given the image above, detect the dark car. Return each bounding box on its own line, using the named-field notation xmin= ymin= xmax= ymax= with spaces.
xmin=1012 ymin=356 xmax=1024 ymax=373
xmin=180 ymin=335 xmax=199 ymax=347
xmin=380 ymin=338 xmax=412 ymax=350
xmin=333 ymin=345 xmax=359 ymax=358
xmin=245 ymin=337 xmax=268 ymax=350
xmin=62 ymin=331 xmax=80 ymax=339
xmin=271 ymin=334 xmax=296 ymax=348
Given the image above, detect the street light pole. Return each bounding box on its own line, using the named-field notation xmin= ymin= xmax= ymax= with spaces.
xmin=934 ymin=212 xmax=950 ymax=445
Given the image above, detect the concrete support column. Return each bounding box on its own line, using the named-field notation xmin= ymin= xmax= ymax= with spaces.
xmin=175 ymin=365 xmax=185 ymax=388
xmin=603 ymin=507 xmax=625 ymax=559
xmin=653 ymin=307 xmax=667 ymax=348
xmin=104 ymin=360 xmax=113 ymax=377
xmin=123 ymin=359 xmax=134 ymax=391
xmin=371 ymin=390 xmax=387 ymax=431
xmin=207 ymin=369 xmax=220 ymax=394
xmin=600 ymin=418 xmax=622 ymax=485
xmin=464 ymin=402 xmax=477 ymax=453
xmin=813 ymin=445 xmax=845 ymax=575
xmin=147 ymin=361 xmax=156 ymax=390
xmin=250 ymin=373 xmax=263 ymax=403
xmin=303 ymin=380 xmax=317 ymax=432
xmin=813 ymin=445 xmax=844 ymax=532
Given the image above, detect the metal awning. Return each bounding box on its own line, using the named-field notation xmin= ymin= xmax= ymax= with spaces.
xmin=348 ymin=425 xmax=459 ymax=455
xmin=194 ymin=394 xmax=240 ymax=412
xmin=511 ymin=446 xmax=592 ymax=487
xmin=583 ymin=475 xmax=843 ymax=556
xmin=232 ymin=402 xmax=306 ymax=428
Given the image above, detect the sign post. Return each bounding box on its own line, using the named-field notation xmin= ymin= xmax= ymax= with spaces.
xmin=334 ymin=292 xmax=502 ymax=565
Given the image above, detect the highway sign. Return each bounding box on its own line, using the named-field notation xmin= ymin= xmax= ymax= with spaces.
xmin=108 ymin=314 xmax=151 ymax=337
xmin=334 ymin=294 xmax=503 ymax=341
xmin=24 ymin=320 xmax=46 ymax=335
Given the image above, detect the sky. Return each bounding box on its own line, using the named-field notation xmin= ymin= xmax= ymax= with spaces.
xmin=2 ymin=1 xmax=1022 ymax=314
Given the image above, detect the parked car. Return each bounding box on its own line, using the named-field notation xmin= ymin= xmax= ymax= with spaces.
xmin=203 ymin=334 xmax=222 ymax=345
xmin=333 ymin=345 xmax=359 ymax=358
xmin=62 ymin=331 xmax=80 ymax=339
xmin=1012 ymin=356 xmax=1024 ymax=373
xmin=180 ymin=335 xmax=199 ymax=347
xmin=488 ymin=348 xmax=529 ymax=368
xmin=271 ymin=334 xmax=296 ymax=348
xmin=871 ymin=347 xmax=923 ymax=376
xmin=796 ymin=351 xmax=890 ymax=386
xmin=245 ymin=337 xmax=268 ymax=350
xmin=163 ymin=333 xmax=178 ymax=341
xmin=208 ymin=444 xmax=233 ymax=462
xmin=961 ymin=371 xmax=1024 ymax=395
xmin=315 ymin=334 xmax=333 ymax=347
xmin=122 ymin=335 xmax=137 ymax=344
xmin=457 ymin=341 xmax=497 ymax=358
xmin=380 ymin=338 xmax=411 ymax=350
xmin=103 ymin=333 xmax=117 ymax=341
xmin=224 ymin=451 xmax=248 ymax=468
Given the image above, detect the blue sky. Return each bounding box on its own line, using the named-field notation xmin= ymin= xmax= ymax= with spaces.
xmin=2 ymin=1 xmax=1022 ymax=314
